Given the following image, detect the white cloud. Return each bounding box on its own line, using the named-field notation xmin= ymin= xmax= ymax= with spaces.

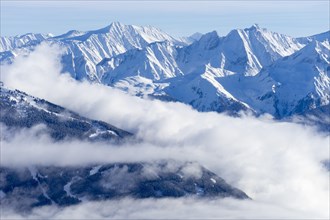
xmin=1 ymin=43 xmax=329 ymax=218
xmin=2 ymin=198 xmax=327 ymax=219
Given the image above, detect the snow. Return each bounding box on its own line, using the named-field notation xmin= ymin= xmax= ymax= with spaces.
xmin=107 ymin=130 xmax=118 ymax=136
xmin=194 ymin=183 xmax=205 ymax=196
xmin=179 ymin=32 xmax=203 ymax=45
xmin=99 ymin=41 xmax=182 ymax=84
xmin=0 ymin=33 xmax=47 ymax=52
xmin=27 ymin=166 xmax=54 ymax=204
xmin=1 ymin=23 xmax=329 ymax=117
xmin=210 ymin=178 xmax=217 ymax=184
xmin=28 ymin=166 xmax=38 ymax=181
xmin=90 ymin=165 xmax=102 ymax=176
xmin=51 ymin=30 xmax=86 ymax=40
xmin=64 ymin=178 xmax=79 ymax=198
xmin=89 ymin=129 xmax=118 ymax=138
xmin=8 ymin=95 xmax=19 ymax=103
xmin=272 ymin=84 xmax=276 ymax=93
xmin=218 ymin=39 xmax=330 ymax=117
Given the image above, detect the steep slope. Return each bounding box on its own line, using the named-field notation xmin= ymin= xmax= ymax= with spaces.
xmin=176 ymin=24 xmax=305 ymax=77
xmin=58 ymin=22 xmax=183 ymax=81
xmin=0 ymin=33 xmax=52 ymax=65
xmin=96 ymin=25 xmax=304 ymax=114
xmin=95 ymin=33 xmax=251 ymax=113
xmin=51 ymin=30 xmax=86 ymax=40
xmin=219 ymin=40 xmax=330 ymax=118
xmin=0 ymin=33 xmax=51 ymax=52
xmin=258 ymin=40 xmax=329 ymax=117
xmin=163 ymin=71 xmax=251 ymax=114
xmin=0 ymin=22 xmax=184 ymax=81
xmin=1 ymin=23 xmax=329 ymax=119
xmin=0 ymin=85 xmax=132 ymax=142
xmin=98 ymin=41 xmax=183 ymax=83
xmin=179 ymin=32 xmax=203 ymax=45
xmin=297 ymin=31 xmax=330 ymax=44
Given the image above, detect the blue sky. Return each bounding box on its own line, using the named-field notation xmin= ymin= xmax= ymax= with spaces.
xmin=1 ymin=0 xmax=329 ymax=37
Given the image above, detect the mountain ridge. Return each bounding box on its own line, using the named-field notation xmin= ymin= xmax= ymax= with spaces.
xmin=1 ymin=22 xmax=329 ymax=121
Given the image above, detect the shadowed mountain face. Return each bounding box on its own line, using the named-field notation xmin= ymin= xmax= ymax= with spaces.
xmin=0 ymin=162 xmax=249 ymax=211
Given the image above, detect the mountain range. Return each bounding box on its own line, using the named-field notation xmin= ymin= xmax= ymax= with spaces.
xmin=1 ymin=22 xmax=329 ymax=212
xmin=1 ymin=22 xmax=329 ymax=122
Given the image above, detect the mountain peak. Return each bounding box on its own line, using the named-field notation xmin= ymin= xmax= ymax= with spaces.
xmin=109 ymin=21 xmax=125 ymax=29
xmin=198 ymin=31 xmax=218 ymax=42
xmin=301 ymin=30 xmax=330 ymax=43
xmin=96 ymin=21 xmax=127 ymax=33
xmin=245 ymin=23 xmax=262 ymax=32
xmin=302 ymin=39 xmax=330 ymax=56
xmin=189 ymin=32 xmax=203 ymax=41
xmin=52 ymin=29 xmax=85 ymax=39
xmin=197 ymin=31 xmax=220 ymax=50
xmin=251 ymin=23 xmax=260 ymax=29
xmin=45 ymin=33 xmax=54 ymax=38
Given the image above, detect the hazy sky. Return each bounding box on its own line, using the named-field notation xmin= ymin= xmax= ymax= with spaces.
xmin=1 ymin=0 xmax=329 ymax=38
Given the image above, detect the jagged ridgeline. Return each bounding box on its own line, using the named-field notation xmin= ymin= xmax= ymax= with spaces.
xmin=1 ymin=23 xmax=329 ymax=122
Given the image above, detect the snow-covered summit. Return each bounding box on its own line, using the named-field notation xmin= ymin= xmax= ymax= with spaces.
xmin=52 ymin=22 xmax=179 ymax=45
xmin=1 ymin=23 xmax=329 ymax=121
xmin=229 ymin=39 xmax=330 ymax=117
xmin=0 ymin=33 xmax=50 ymax=52
xmin=47 ymin=22 xmax=186 ymax=81
xmin=98 ymin=41 xmax=182 ymax=83
xmin=51 ymin=30 xmax=86 ymax=40
xmin=297 ymin=31 xmax=330 ymax=44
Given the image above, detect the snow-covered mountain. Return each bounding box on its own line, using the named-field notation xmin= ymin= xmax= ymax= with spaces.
xmin=0 ymin=33 xmax=52 ymax=52
xmin=1 ymin=22 xmax=329 ymax=122
xmin=254 ymin=40 xmax=330 ymax=117
xmin=57 ymin=22 xmax=184 ymax=81
xmin=179 ymin=32 xmax=203 ymax=45
xmin=97 ymin=24 xmax=329 ymax=116
xmin=98 ymin=41 xmax=182 ymax=82
xmin=297 ymin=30 xmax=330 ymax=44
xmin=217 ymin=40 xmax=330 ymax=118
xmin=175 ymin=24 xmax=305 ymax=77
xmin=0 ymin=22 xmax=186 ymax=80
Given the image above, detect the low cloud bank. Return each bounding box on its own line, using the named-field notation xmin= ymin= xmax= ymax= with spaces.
xmin=1 ymin=43 xmax=329 ymax=218
xmin=2 ymin=198 xmax=327 ymax=219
